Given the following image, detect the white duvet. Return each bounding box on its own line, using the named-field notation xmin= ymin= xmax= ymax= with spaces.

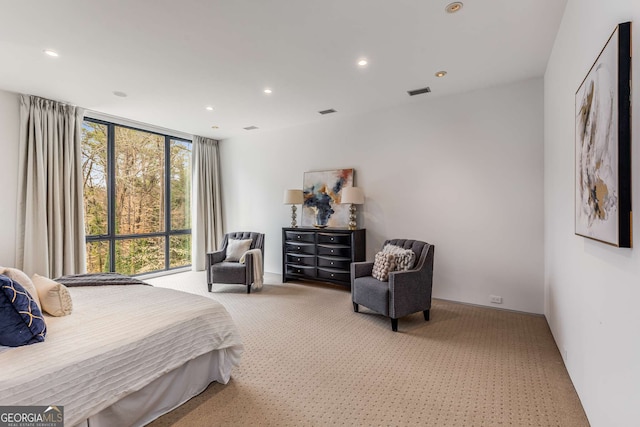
xmin=0 ymin=285 xmax=243 ymax=426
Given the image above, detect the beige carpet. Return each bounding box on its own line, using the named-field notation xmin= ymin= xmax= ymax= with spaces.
xmin=146 ymin=271 xmax=589 ymax=427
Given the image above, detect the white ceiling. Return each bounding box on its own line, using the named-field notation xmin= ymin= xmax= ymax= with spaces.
xmin=0 ymin=0 xmax=567 ymax=140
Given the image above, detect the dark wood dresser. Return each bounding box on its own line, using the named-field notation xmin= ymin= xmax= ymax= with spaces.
xmin=282 ymin=227 xmax=366 ymax=288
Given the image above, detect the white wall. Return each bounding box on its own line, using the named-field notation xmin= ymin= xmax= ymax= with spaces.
xmin=220 ymin=78 xmax=545 ymax=314
xmin=0 ymin=90 xmax=20 ymax=267
xmin=545 ymin=1 xmax=640 ymax=425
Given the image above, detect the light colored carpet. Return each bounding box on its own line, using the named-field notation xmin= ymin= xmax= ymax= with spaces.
xmin=146 ymin=271 xmax=589 ymax=426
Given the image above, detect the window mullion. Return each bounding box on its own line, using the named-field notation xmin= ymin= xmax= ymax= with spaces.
xmin=164 ymin=135 xmax=171 ymax=270
xmin=108 ymin=122 xmax=116 ymax=272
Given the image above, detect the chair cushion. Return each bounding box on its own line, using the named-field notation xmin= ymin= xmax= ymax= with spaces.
xmin=372 ymin=252 xmax=395 ymax=281
xmin=225 ymin=239 xmax=253 ymax=262
xmin=211 ymin=262 xmax=247 ymax=283
xmin=352 ymin=276 xmax=390 ymax=316
xmin=382 ymin=244 xmax=416 ymax=271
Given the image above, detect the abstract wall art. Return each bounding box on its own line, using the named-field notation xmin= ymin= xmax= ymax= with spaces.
xmin=302 ymin=169 xmax=354 ymax=228
xmin=575 ymin=22 xmax=631 ymax=248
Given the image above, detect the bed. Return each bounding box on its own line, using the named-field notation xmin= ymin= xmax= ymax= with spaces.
xmin=0 ymin=281 xmax=243 ymax=426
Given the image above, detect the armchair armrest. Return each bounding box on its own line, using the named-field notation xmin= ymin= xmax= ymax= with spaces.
xmin=242 ymin=251 xmax=255 ymax=286
xmin=206 ymin=250 xmax=226 ymax=284
xmin=388 ymin=267 xmax=432 ymax=319
xmin=351 ymin=261 xmax=374 ymax=280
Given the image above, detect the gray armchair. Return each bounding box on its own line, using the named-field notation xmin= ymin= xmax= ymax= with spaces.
xmin=351 ymin=239 xmax=434 ymax=331
xmin=207 ymin=231 xmax=265 ymax=293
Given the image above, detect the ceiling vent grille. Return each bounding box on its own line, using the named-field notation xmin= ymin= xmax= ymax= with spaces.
xmin=243 ymin=126 xmax=259 ymax=131
xmin=318 ymin=108 xmax=337 ymax=115
xmin=407 ymin=87 xmax=431 ymax=96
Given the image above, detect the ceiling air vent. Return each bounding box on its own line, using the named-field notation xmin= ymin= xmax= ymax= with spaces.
xmin=407 ymin=87 xmax=431 ymax=96
xmin=243 ymin=126 xmax=259 ymax=131
xmin=318 ymin=108 xmax=337 ymax=115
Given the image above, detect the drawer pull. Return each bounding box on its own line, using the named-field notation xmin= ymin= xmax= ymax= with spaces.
xmin=331 ymin=273 xmax=335 ymax=277
xmin=330 ymin=262 xmax=334 ymax=265
xmin=297 ymin=246 xmax=301 ymax=250
xmin=330 ymin=237 xmax=334 ymax=241
xmin=297 ymin=258 xmax=301 ymax=262
xmin=297 ymin=235 xmax=301 ymax=239
xmin=330 ymin=249 xmax=334 ymax=253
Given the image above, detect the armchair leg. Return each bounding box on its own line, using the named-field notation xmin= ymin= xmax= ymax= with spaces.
xmin=247 ymin=284 xmax=251 ymax=294
xmin=353 ymin=302 xmax=359 ymax=313
xmin=208 ymin=283 xmax=212 ymax=292
xmin=391 ymin=318 xmax=398 ymax=332
xmin=424 ymin=309 xmax=430 ymax=321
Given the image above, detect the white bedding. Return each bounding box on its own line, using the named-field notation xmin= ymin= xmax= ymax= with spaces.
xmin=0 ymin=285 xmax=243 ymax=426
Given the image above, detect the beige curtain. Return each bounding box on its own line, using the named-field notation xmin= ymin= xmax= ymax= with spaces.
xmin=192 ymin=136 xmax=223 ymax=270
xmin=16 ymin=95 xmax=86 ymax=277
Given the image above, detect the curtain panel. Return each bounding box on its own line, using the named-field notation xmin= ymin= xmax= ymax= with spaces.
xmin=192 ymin=136 xmax=223 ymax=270
xmin=16 ymin=95 xmax=86 ymax=277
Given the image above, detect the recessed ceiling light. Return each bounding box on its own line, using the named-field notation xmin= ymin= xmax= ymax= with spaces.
xmin=445 ymin=2 xmax=463 ymax=13
xmin=43 ymin=49 xmax=59 ymax=57
xmin=358 ymin=59 xmax=368 ymax=67
xmin=113 ymin=91 xmax=127 ymax=98
xmin=211 ymin=125 xmax=219 ymax=129
xmin=205 ymin=106 xmax=214 ymax=111
xmin=264 ymin=88 xmax=272 ymax=94
xmin=435 ymin=71 xmax=447 ymax=77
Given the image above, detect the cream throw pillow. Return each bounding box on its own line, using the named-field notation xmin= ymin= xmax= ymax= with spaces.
xmin=225 ymin=239 xmax=253 ymax=262
xmin=372 ymin=252 xmax=396 ymax=281
xmin=382 ymin=244 xmax=417 ymax=271
xmin=32 ymin=274 xmax=73 ymax=317
xmin=0 ymin=266 xmax=41 ymax=310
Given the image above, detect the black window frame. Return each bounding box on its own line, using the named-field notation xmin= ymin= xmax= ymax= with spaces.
xmin=83 ymin=117 xmax=192 ymax=275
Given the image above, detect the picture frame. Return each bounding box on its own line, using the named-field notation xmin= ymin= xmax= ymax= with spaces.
xmin=301 ymin=169 xmax=354 ymax=228
xmin=574 ymin=22 xmax=632 ymax=247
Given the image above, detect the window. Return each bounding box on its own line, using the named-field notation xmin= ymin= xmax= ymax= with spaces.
xmin=82 ymin=119 xmax=191 ymax=275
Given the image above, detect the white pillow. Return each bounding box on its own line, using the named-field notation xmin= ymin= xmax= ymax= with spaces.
xmin=225 ymin=239 xmax=253 ymax=262
xmin=372 ymin=252 xmax=395 ymax=281
xmin=32 ymin=274 xmax=73 ymax=317
xmin=382 ymin=244 xmax=417 ymax=271
xmin=0 ymin=266 xmax=41 ymax=311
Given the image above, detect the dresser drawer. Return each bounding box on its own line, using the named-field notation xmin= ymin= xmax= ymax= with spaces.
xmin=317 ymin=268 xmax=351 ymax=283
xmin=287 ymin=265 xmax=316 ymax=278
xmin=317 ymin=233 xmax=350 ymax=245
xmin=286 ymin=242 xmax=316 ymax=255
xmin=286 ymin=253 xmax=315 ymax=266
xmin=317 ymin=256 xmax=351 ymax=270
xmin=317 ymin=244 xmax=351 ymax=257
xmin=285 ymin=231 xmax=315 ymax=243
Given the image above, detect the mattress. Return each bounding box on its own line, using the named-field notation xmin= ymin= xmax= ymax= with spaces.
xmin=0 ymin=285 xmax=243 ymax=426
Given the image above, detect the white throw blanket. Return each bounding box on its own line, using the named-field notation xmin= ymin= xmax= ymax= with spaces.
xmin=241 ymin=248 xmax=264 ymax=290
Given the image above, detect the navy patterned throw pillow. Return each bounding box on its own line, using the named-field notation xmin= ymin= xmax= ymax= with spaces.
xmin=0 ymin=274 xmax=47 ymax=347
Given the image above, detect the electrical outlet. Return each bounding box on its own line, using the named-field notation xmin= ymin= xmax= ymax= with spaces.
xmin=489 ymin=295 xmax=503 ymax=304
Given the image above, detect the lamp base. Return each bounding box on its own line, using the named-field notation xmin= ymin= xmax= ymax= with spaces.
xmin=348 ymin=204 xmax=357 ymax=230
xmin=290 ymin=205 xmax=298 ymax=228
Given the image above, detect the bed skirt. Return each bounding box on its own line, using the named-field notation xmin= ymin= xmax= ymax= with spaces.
xmin=74 ymin=346 xmax=240 ymax=427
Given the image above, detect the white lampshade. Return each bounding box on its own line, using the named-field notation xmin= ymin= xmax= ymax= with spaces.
xmin=341 ymin=187 xmax=364 ymax=204
xmin=283 ymin=189 xmax=304 ymax=204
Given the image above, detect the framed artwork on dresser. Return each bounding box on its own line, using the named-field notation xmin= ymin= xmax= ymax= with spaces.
xmin=574 ymin=22 xmax=631 ymax=248
xmin=302 ymin=168 xmax=354 ymax=228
